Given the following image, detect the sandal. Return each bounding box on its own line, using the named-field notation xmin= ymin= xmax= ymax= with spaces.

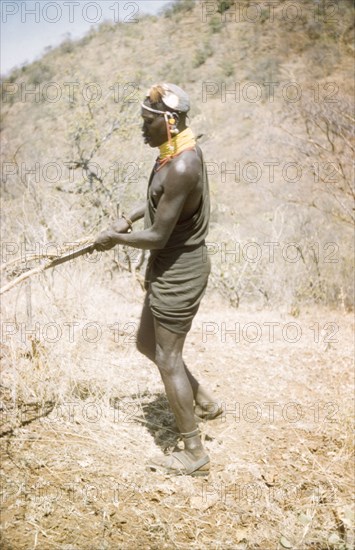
xmin=149 ymin=428 xmax=210 ymax=477
xmin=149 ymin=450 xmax=210 ymax=477
xmin=194 ymin=403 xmax=223 ymax=421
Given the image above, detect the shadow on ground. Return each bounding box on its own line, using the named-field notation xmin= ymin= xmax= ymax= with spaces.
xmin=111 ymin=392 xmax=180 ymax=452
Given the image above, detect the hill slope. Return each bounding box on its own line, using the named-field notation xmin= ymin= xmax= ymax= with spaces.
xmin=1 ymin=2 xmax=354 ymax=549
xmin=1 ymin=0 xmax=354 ymax=308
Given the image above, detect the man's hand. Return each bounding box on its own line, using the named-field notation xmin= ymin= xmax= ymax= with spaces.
xmin=111 ymin=218 xmax=131 ymax=234
xmin=92 ymin=229 xmax=117 ymax=252
xmin=92 ymin=218 xmax=131 ymax=252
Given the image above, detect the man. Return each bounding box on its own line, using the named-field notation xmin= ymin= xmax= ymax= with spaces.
xmin=93 ymin=83 xmax=220 ymax=476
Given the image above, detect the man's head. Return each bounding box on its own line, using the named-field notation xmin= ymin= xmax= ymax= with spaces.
xmin=141 ymin=83 xmax=190 ymax=148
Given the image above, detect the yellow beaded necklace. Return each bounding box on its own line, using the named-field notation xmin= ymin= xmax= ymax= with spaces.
xmin=156 ymin=128 xmax=196 ymax=171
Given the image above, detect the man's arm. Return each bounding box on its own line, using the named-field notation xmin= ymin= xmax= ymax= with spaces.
xmin=111 ymin=203 xmax=146 ymax=233
xmin=94 ymin=155 xmax=199 ymax=251
xmin=128 ymin=203 xmax=146 ymax=223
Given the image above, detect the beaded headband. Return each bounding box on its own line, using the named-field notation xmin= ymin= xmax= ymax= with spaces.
xmin=142 ymin=82 xmax=190 ymax=114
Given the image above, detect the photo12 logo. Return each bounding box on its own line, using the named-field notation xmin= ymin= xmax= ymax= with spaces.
xmin=1 ymin=2 xmax=139 ymax=24
xmin=200 ymin=1 xmax=339 ymax=24
xmin=1 ymin=160 xmax=140 ymax=185
xmin=201 ymin=81 xmax=339 ymax=104
xmin=201 ymin=241 xmax=339 ymax=265
xmin=201 ymin=320 xmax=339 ymax=345
xmin=1 ymin=81 xmax=141 ymax=104
xmin=1 ymin=320 xmax=139 ymax=345
xmin=1 ymin=479 xmax=141 ymax=507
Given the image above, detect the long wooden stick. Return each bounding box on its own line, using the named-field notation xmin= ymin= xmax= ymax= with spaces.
xmin=0 ymin=243 xmax=94 ymax=295
xmin=1 ymin=242 xmax=146 ymax=295
xmin=0 ymin=237 xmax=94 ymax=272
xmin=1 ymin=266 xmax=47 ymax=295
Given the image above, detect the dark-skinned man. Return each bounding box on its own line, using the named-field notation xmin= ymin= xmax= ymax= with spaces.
xmin=93 ymin=83 xmax=221 ymax=476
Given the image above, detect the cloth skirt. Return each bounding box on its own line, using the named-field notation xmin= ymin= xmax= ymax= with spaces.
xmin=145 ymin=244 xmax=211 ymax=334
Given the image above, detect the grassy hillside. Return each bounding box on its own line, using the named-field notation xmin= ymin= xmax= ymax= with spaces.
xmin=1 ymin=3 xmax=354 ymax=549
xmin=1 ymin=0 xmax=354 ymax=309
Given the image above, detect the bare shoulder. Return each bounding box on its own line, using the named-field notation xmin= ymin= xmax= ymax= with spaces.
xmin=168 ymin=149 xmax=201 ymax=184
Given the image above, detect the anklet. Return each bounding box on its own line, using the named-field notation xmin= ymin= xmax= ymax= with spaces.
xmin=180 ymin=428 xmax=200 ymax=439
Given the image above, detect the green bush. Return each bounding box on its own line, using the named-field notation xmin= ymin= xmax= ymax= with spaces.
xmin=193 ymin=42 xmax=213 ymax=68
xmin=221 ymin=58 xmax=235 ymax=77
xmin=60 ymin=39 xmax=75 ymax=54
xmin=27 ymin=62 xmax=54 ymax=86
xmin=209 ymin=14 xmax=223 ymax=33
xmin=217 ymin=0 xmax=235 ymax=14
xmin=163 ymin=0 xmax=195 ymax=17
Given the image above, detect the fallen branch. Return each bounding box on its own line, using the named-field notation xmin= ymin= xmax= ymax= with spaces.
xmin=0 ymin=237 xmax=94 ymax=272
xmin=0 ymin=241 xmax=146 ymax=295
xmin=0 ymin=243 xmax=94 ymax=295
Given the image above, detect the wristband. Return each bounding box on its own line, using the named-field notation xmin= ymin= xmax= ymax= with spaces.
xmin=122 ymin=213 xmax=133 ymax=229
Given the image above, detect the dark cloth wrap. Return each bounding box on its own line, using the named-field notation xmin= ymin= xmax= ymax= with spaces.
xmin=144 ymin=146 xmax=211 ymax=334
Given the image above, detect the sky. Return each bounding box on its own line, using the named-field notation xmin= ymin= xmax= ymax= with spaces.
xmin=0 ymin=0 xmax=170 ymax=76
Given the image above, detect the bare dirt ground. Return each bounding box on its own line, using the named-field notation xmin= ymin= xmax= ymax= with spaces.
xmin=1 ymin=285 xmax=354 ymax=550
xmin=1 ymin=1 xmax=354 ymax=547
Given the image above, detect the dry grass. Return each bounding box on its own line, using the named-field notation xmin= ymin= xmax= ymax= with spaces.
xmin=2 ymin=1 xmax=354 ymax=307
xmin=1 ymin=1 xmax=354 ymax=547
xmin=1 ymin=278 xmax=354 ymax=548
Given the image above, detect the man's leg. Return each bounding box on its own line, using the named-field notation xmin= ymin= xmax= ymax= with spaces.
xmin=153 ymin=319 xmax=207 ymax=461
xmin=136 ymin=293 xmax=219 ymax=414
xmin=183 ymin=365 xmax=220 ymax=414
xmin=136 ymin=292 xmax=156 ymax=362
